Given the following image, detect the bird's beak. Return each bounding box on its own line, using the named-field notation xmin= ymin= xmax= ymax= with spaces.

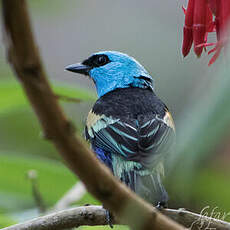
xmin=65 ymin=63 xmax=91 ymax=75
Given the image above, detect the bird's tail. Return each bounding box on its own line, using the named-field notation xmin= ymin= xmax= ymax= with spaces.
xmin=112 ymin=155 xmax=168 ymax=205
xmin=120 ymin=163 xmax=168 ymax=206
xmin=135 ymin=170 xmax=168 ymax=206
xmin=127 ymin=172 xmax=168 ymax=230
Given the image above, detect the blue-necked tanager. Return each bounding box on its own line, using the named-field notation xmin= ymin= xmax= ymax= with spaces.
xmin=66 ymin=51 xmax=175 ymax=208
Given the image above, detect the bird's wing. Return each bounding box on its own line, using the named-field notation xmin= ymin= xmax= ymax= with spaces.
xmin=85 ymin=109 xmax=175 ymax=167
xmin=137 ymin=111 xmax=175 ymax=168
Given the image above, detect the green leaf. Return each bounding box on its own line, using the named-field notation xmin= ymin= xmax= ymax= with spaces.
xmin=0 ymin=154 xmax=76 ymax=211
xmin=0 ymin=106 xmax=58 ymax=159
xmin=0 ymin=213 xmax=16 ymax=228
xmin=0 ymin=81 xmax=28 ymax=113
xmin=191 ymin=167 xmax=230 ymax=221
xmin=0 ymin=80 xmax=95 ymax=114
xmin=0 ymin=80 xmax=94 ymax=159
xmin=54 ymin=84 xmax=95 ymax=102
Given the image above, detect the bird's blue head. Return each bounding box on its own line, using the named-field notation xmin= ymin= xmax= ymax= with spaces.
xmin=65 ymin=51 xmax=154 ymax=97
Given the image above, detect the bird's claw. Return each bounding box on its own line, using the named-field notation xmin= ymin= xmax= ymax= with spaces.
xmin=156 ymin=201 xmax=168 ymax=211
xmin=105 ymin=210 xmax=114 ymax=228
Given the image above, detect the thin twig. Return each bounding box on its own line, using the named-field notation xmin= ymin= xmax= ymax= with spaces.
xmin=2 ymin=206 xmax=230 ymax=230
xmin=27 ymin=170 xmax=46 ymax=214
xmin=54 ymin=94 xmax=82 ymax=103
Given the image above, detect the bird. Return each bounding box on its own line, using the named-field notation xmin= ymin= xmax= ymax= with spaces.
xmin=65 ymin=51 xmax=175 ymax=211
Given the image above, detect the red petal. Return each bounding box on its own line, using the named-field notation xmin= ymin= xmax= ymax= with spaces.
xmin=182 ymin=0 xmax=195 ymax=57
xmin=208 ymin=46 xmax=217 ymax=55
xmin=208 ymin=46 xmax=222 ymax=65
xmin=213 ymin=1 xmax=221 ymax=41
xmin=182 ymin=6 xmax=186 ymax=15
xmin=193 ymin=0 xmax=207 ymax=57
xmin=220 ymin=0 xmax=230 ymax=34
xmin=196 ymin=42 xmax=216 ymax=49
xmin=182 ymin=27 xmax=193 ymax=57
xmin=185 ymin=0 xmax=195 ymax=27
xmin=207 ymin=0 xmax=217 ymax=15
xmin=206 ymin=5 xmax=215 ymax=32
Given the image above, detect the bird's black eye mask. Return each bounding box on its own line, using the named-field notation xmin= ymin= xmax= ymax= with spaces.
xmin=82 ymin=54 xmax=111 ymax=68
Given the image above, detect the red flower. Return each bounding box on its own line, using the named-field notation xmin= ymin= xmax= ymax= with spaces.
xmin=182 ymin=0 xmax=195 ymax=57
xmin=182 ymin=0 xmax=230 ymax=65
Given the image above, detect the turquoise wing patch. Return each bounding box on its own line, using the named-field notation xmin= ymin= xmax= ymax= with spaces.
xmin=85 ymin=111 xmax=175 ymax=164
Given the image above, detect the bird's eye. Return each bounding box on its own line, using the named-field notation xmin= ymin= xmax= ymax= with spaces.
xmin=94 ymin=55 xmax=108 ymax=66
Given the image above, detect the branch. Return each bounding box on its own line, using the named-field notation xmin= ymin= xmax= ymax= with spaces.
xmin=1 ymin=206 xmax=108 ymax=230
xmin=1 ymin=1 xmax=184 ymax=230
xmin=2 ymin=206 xmax=230 ymax=230
xmin=54 ymin=94 xmax=82 ymax=103
xmin=27 ymin=170 xmax=46 ymax=214
xmin=162 ymin=208 xmax=230 ymax=230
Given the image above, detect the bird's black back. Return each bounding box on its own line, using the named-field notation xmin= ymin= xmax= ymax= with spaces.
xmin=92 ymin=88 xmax=167 ymax=120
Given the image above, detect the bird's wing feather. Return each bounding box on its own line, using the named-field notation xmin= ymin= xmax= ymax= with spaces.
xmin=85 ymin=110 xmax=175 ymax=167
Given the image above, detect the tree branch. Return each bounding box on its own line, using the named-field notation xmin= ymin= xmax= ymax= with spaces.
xmin=161 ymin=208 xmax=230 ymax=230
xmin=27 ymin=170 xmax=46 ymax=214
xmin=54 ymin=94 xmax=82 ymax=103
xmin=2 ymin=206 xmax=230 ymax=230
xmin=1 ymin=206 xmax=108 ymax=230
xmin=1 ymin=1 xmax=184 ymax=230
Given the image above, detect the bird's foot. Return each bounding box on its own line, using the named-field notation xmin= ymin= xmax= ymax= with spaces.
xmin=105 ymin=210 xmax=114 ymax=228
xmin=155 ymin=201 xmax=168 ymax=211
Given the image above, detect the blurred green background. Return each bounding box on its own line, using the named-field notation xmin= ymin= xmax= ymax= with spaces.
xmin=0 ymin=0 xmax=230 ymax=229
